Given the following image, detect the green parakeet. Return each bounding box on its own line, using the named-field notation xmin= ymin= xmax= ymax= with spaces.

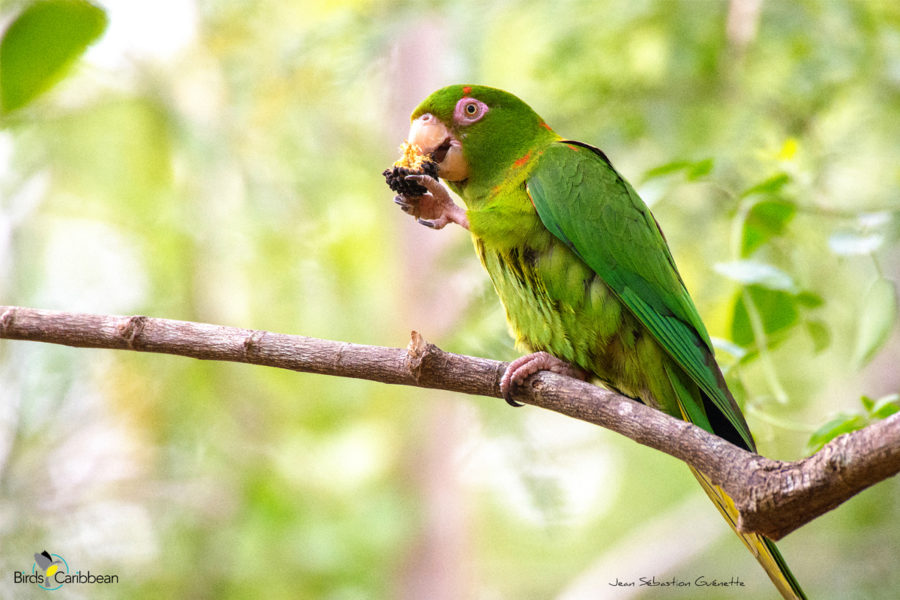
xmin=389 ymin=84 xmax=806 ymax=600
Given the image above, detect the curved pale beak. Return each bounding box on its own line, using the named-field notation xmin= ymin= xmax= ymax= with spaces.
xmin=407 ymin=113 xmax=468 ymax=182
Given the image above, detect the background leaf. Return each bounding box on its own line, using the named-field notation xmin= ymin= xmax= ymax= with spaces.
xmin=805 ymin=319 xmax=831 ymax=353
xmin=0 ymin=0 xmax=108 ymax=112
xmin=730 ymin=286 xmax=799 ymax=347
xmin=741 ymin=198 xmax=797 ymax=256
xmin=870 ymin=394 xmax=900 ymax=420
xmin=807 ymin=414 xmax=869 ymax=453
xmin=642 ymin=157 xmax=714 ymax=181
xmin=852 ymin=277 xmax=898 ymax=368
xmin=740 ymin=172 xmax=791 ymax=198
xmin=796 ymin=291 xmax=825 ymax=308
xmin=642 ymin=160 xmax=694 ymax=180
xmin=808 ymin=394 xmax=900 ymax=453
xmin=714 ymin=259 xmax=797 ymax=292
xmin=828 ymin=230 xmax=887 ymax=256
xmin=685 ymin=157 xmax=714 ymax=180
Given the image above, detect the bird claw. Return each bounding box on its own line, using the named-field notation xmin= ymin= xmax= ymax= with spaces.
xmin=403 ymin=173 xmax=440 ymax=192
xmin=393 ymin=175 xmax=469 ymax=230
xmin=500 ymin=352 xmax=587 ymax=407
xmin=394 ymin=195 xmax=413 ymax=214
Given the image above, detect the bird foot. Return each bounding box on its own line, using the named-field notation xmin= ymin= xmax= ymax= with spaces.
xmin=500 ymin=351 xmax=587 ymax=407
xmin=393 ymin=174 xmax=469 ymax=230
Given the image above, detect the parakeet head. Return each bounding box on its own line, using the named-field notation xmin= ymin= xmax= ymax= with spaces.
xmin=406 ymin=85 xmax=556 ymax=187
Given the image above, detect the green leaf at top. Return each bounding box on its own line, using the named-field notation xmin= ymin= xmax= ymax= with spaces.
xmin=0 ymin=0 xmax=108 ymax=113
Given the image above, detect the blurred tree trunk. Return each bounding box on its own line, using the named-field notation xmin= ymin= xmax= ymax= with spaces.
xmin=385 ymin=17 xmax=474 ymax=600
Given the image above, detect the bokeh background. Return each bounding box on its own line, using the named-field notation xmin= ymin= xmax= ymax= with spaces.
xmin=1 ymin=1 xmax=899 ymax=598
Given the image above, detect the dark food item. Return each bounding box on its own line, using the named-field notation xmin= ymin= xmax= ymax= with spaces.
xmin=382 ymin=160 xmax=438 ymax=196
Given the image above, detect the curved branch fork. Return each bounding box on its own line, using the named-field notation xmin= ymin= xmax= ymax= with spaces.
xmin=735 ymin=416 xmax=900 ymax=539
xmin=2 ymin=306 xmax=899 ymax=540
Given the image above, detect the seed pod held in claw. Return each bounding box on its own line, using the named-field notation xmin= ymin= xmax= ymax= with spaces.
xmin=383 ymin=141 xmax=439 ymax=196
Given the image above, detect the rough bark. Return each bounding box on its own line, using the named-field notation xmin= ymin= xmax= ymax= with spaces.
xmin=2 ymin=305 xmax=898 ymax=540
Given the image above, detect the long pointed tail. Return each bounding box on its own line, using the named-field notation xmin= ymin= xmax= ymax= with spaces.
xmin=690 ymin=467 xmax=807 ymax=600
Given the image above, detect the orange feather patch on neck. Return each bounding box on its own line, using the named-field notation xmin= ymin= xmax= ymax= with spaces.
xmin=513 ymin=151 xmax=531 ymax=168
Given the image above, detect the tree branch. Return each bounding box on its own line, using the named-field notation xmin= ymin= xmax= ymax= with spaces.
xmin=1 ymin=305 xmax=898 ymax=540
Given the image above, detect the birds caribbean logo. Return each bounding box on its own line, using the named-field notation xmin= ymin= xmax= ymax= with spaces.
xmin=34 ymin=550 xmax=67 ymax=590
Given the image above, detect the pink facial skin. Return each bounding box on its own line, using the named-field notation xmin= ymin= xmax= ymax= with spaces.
xmin=453 ymin=97 xmax=489 ymax=126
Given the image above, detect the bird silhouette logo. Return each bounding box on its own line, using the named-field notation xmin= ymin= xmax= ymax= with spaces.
xmin=33 ymin=550 xmax=67 ymax=589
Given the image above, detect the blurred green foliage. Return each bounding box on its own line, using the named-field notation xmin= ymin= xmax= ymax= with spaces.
xmin=807 ymin=393 xmax=899 ymax=454
xmin=1 ymin=1 xmax=899 ymax=599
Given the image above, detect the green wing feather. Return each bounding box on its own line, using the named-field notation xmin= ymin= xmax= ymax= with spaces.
xmin=526 ymin=140 xmax=754 ymax=450
xmin=526 ymin=140 xmax=807 ymax=600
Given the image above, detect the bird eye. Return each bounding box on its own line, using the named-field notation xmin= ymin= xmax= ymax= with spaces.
xmin=454 ymin=97 xmax=488 ymax=124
